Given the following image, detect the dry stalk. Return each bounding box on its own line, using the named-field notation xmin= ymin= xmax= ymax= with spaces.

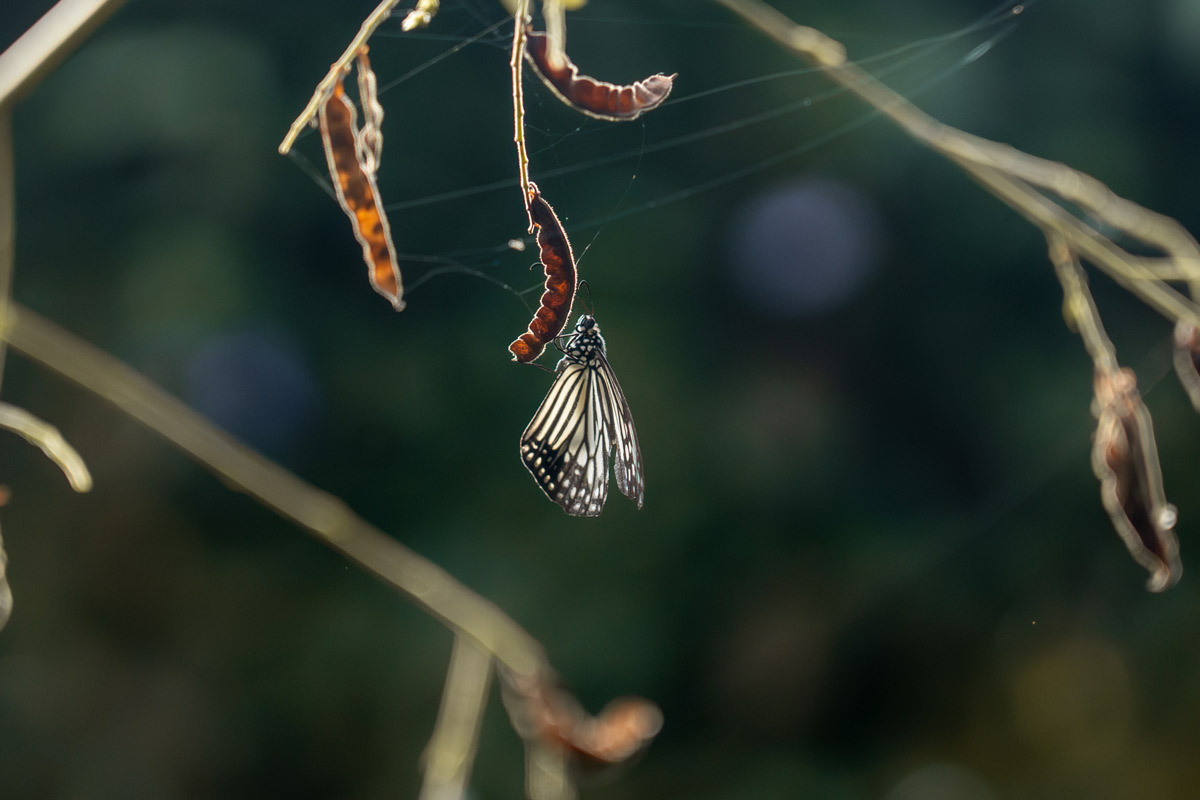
xmin=511 ymin=0 xmax=535 ymax=230
xmin=420 ymin=635 xmax=494 ymax=800
xmin=0 ymin=302 xmax=551 ymax=678
xmin=0 ymin=0 xmax=129 ymax=112
xmin=0 ymin=514 xmax=10 ymax=631
xmin=0 ymin=402 xmax=92 ymax=493
xmin=0 ymin=0 xmax=129 ymax=632
xmin=403 ymin=0 xmax=442 ymax=31
xmin=716 ymin=0 xmax=1200 ymax=588
xmin=0 ymin=113 xmax=11 ymax=396
xmin=278 ymin=0 xmax=407 ymax=156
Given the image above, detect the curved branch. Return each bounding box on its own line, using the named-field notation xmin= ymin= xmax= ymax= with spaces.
xmin=0 ymin=302 xmax=548 ymax=680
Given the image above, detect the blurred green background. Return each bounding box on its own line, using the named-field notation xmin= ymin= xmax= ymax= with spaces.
xmin=4 ymin=0 xmax=1200 ymax=797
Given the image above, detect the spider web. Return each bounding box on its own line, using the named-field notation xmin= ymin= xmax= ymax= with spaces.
xmin=285 ymin=0 xmax=1031 ymax=313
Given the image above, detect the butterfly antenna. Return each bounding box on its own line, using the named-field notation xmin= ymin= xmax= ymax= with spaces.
xmin=578 ymin=278 xmax=595 ymax=316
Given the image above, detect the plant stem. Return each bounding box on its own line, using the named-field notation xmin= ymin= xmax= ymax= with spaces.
xmin=278 ymin=0 xmax=404 ymax=156
xmin=0 ymin=302 xmax=549 ymax=681
xmin=420 ymin=635 xmax=493 ymax=800
xmin=0 ymin=114 xmax=12 ymax=396
xmin=714 ymin=0 xmax=1200 ymax=330
xmin=511 ymin=0 xmax=534 ymax=230
xmin=0 ymin=0 xmax=128 ymax=111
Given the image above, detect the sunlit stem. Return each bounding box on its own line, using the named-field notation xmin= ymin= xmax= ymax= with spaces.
xmin=0 ymin=0 xmax=128 ymax=393
xmin=959 ymin=160 xmax=1200 ymax=330
xmin=512 ymin=0 xmax=535 ymax=231
xmin=542 ymin=0 xmax=567 ymax=72
xmin=278 ymin=0 xmax=404 ymax=156
xmin=0 ymin=114 xmax=11 ymax=396
xmin=419 ymin=635 xmax=493 ymax=800
xmin=402 ymin=0 xmax=441 ymax=31
xmin=711 ymin=0 xmax=845 ymax=67
xmin=0 ymin=0 xmax=128 ymax=111
xmin=0 ymin=302 xmax=550 ymax=682
xmin=0 ymin=519 xmax=10 ymax=632
xmin=0 ymin=402 xmax=93 ymax=492
xmin=714 ymin=0 xmax=1200 ymax=333
xmin=525 ymin=740 xmax=575 ymax=800
xmin=1047 ymin=234 xmax=1119 ymax=375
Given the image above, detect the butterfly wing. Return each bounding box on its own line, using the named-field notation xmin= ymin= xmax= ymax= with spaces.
xmin=520 ymin=360 xmax=610 ymax=517
xmin=595 ymin=356 xmax=644 ymax=509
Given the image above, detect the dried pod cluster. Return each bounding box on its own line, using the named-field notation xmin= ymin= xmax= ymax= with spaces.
xmin=509 ymin=184 xmax=578 ymax=363
xmin=524 ymin=28 xmax=676 ymax=121
xmin=317 ymin=48 xmax=405 ymax=310
xmin=1091 ymin=367 xmax=1182 ymax=592
xmin=502 ymin=671 xmax=663 ymax=770
xmin=507 ymin=20 xmax=675 ymax=516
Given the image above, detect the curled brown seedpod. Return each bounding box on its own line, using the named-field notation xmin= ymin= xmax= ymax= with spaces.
xmin=317 ymin=50 xmax=405 ymax=310
xmin=509 ymin=183 xmax=578 ymax=363
xmin=502 ymin=672 xmax=663 ymax=772
xmin=524 ymin=28 xmax=676 ymax=122
xmin=1172 ymin=320 xmax=1200 ymax=413
xmin=1091 ymin=366 xmax=1182 ymax=591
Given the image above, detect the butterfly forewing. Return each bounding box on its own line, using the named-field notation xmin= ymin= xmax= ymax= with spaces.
xmin=520 ymin=362 xmax=608 ymax=516
xmin=520 ymin=315 xmax=643 ymax=516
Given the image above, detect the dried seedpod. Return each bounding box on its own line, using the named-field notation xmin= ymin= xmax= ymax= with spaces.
xmin=509 ymin=183 xmax=577 ymax=362
xmin=524 ymin=27 xmax=676 ymax=122
xmin=354 ymin=48 xmax=385 ymax=174
xmin=318 ymin=49 xmax=405 ymax=310
xmin=502 ymin=672 xmax=663 ymax=771
xmin=1172 ymin=320 xmax=1200 ymax=413
xmin=1091 ymin=366 xmax=1182 ymax=591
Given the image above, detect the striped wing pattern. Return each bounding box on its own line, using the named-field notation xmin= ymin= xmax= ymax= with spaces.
xmin=520 ymin=316 xmax=644 ymax=517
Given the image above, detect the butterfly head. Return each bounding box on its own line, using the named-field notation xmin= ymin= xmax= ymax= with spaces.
xmin=567 ymin=315 xmax=605 ymax=362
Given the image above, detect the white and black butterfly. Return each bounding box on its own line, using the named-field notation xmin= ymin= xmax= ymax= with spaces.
xmin=520 ymin=314 xmax=644 ymax=517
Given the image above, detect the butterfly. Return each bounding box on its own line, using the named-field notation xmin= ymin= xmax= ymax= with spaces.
xmin=520 ymin=315 xmax=645 ymax=517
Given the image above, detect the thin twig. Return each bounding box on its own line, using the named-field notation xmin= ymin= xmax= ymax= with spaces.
xmin=0 ymin=402 xmax=92 ymax=492
xmin=1 ymin=0 xmax=128 ymax=395
xmin=542 ymin=0 xmax=567 ymax=72
xmin=511 ymin=0 xmax=534 ymax=230
xmin=1047 ymin=233 xmax=1119 ymax=374
xmin=957 ymin=160 xmax=1200 ymax=330
xmin=0 ymin=517 xmax=11 ymax=632
xmin=420 ymin=635 xmax=493 ymax=800
xmin=714 ymin=0 xmax=1200 ymax=330
xmin=525 ymin=741 xmax=574 ymax=800
xmin=0 ymin=302 xmax=548 ymax=680
xmin=402 ymin=0 xmax=441 ymax=31
xmin=0 ymin=113 xmax=12 ymax=396
xmin=278 ymin=0 xmax=405 ymax=156
xmin=711 ymin=0 xmax=845 ymax=67
xmin=0 ymin=0 xmax=129 ymax=111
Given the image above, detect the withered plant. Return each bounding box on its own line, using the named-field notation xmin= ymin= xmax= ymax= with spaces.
xmin=3 ymin=1 xmax=1200 ymax=798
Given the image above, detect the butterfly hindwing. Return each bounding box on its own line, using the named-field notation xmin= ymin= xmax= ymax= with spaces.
xmin=599 ymin=357 xmax=644 ymax=508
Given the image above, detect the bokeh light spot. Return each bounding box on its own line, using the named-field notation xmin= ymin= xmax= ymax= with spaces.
xmin=184 ymin=331 xmax=319 ymax=453
xmin=726 ymin=178 xmax=885 ymax=317
xmin=884 ymin=763 xmax=998 ymax=800
xmin=1008 ymin=637 xmax=1135 ymax=765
